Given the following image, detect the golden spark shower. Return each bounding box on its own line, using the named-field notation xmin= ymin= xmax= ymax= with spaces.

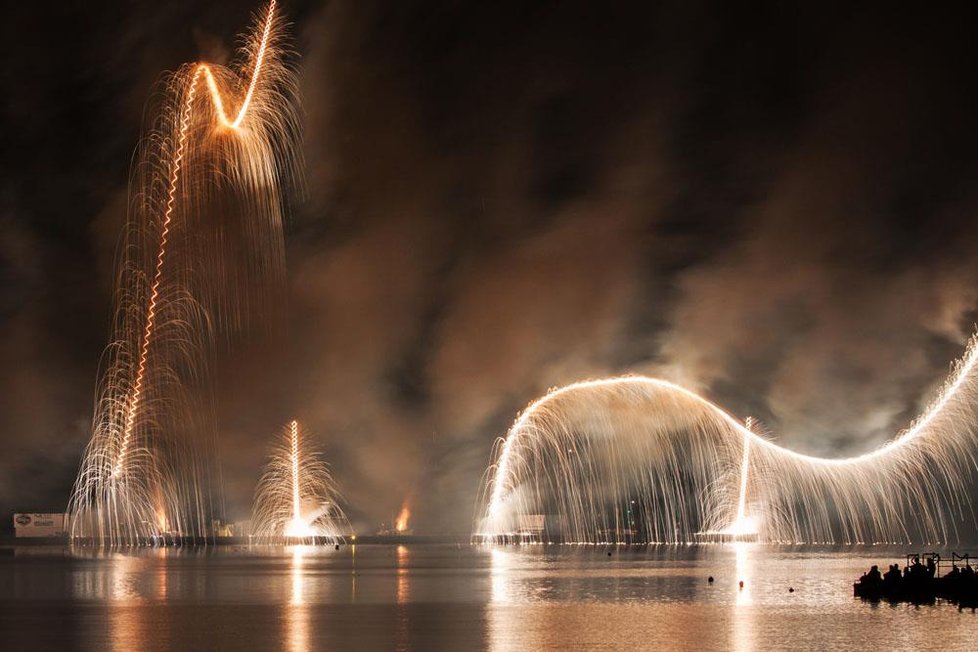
xmin=67 ymin=1 xmax=301 ymax=544
xmin=476 ymin=336 xmax=978 ymax=545
xmin=252 ymin=420 xmax=350 ymax=544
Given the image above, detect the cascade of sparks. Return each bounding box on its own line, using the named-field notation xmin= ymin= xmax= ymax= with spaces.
xmin=68 ymin=1 xmax=301 ymax=545
xmin=477 ymin=335 xmax=978 ymax=544
xmin=252 ymin=421 xmax=351 ymax=544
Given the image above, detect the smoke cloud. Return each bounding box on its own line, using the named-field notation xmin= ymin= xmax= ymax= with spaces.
xmin=4 ymin=0 xmax=978 ymax=533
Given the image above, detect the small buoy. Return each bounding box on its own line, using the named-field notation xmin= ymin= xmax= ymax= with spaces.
xmin=789 ymin=587 xmax=794 ymax=593
xmin=708 ymin=576 xmax=714 ymax=583
xmin=607 ymin=551 xmax=613 ymax=557
xmin=335 ymin=544 xmax=340 ymax=550
xmin=739 ymin=580 xmax=744 ymax=589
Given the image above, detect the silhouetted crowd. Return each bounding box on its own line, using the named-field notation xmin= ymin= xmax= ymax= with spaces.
xmin=855 ymin=555 xmax=978 ymax=609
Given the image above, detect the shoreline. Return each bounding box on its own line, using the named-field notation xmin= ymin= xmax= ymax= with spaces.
xmin=0 ymin=534 xmax=468 ymax=548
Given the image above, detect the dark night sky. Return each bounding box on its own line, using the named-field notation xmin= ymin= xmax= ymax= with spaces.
xmin=4 ymin=0 xmax=978 ymax=534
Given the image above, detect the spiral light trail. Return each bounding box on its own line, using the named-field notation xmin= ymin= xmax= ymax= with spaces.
xmin=113 ymin=3 xmax=276 ymax=478
xmin=290 ymin=420 xmax=302 ymax=531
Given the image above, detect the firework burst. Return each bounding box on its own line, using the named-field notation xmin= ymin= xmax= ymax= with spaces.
xmin=68 ymin=1 xmax=302 ymax=545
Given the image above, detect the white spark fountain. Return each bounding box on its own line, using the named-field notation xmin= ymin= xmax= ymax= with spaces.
xmin=252 ymin=420 xmax=351 ymax=544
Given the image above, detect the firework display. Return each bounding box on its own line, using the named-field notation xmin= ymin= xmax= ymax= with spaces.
xmin=477 ymin=339 xmax=978 ymax=544
xmin=67 ymin=1 xmax=301 ymax=544
xmin=252 ymin=420 xmax=350 ymax=544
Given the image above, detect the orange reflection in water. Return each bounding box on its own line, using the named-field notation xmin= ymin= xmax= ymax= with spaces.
xmin=732 ymin=542 xmax=756 ymax=652
xmin=155 ymin=548 xmax=168 ymax=602
xmin=107 ymin=553 xmax=149 ymax=652
xmin=396 ymin=545 xmax=411 ymax=603
xmin=287 ymin=545 xmax=312 ymax=652
xmin=487 ymin=545 xmax=763 ymax=651
xmin=488 ymin=547 xmax=543 ymax=652
xmin=395 ymin=545 xmax=411 ymax=650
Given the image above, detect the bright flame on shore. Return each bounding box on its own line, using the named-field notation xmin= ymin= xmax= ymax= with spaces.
xmin=395 ymin=503 xmax=411 ymax=533
xmin=252 ymin=420 xmax=351 ymax=544
xmin=68 ymin=0 xmax=302 ymax=545
xmin=478 ymin=334 xmax=978 ymax=544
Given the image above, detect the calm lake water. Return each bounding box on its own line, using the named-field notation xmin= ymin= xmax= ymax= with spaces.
xmin=1 ymin=543 xmax=975 ymax=650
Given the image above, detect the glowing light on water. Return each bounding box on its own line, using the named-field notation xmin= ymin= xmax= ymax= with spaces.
xmin=287 ymin=546 xmax=311 ymax=652
xmin=733 ymin=542 xmax=753 ymax=606
xmin=477 ymin=335 xmax=978 ymax=544
xmin=290 ymin=545 xmax=310 ymax=606
xmin=252 ymin=421 xmax=351 ymax=544
xmin=396 ymin=545 xmax=411 ymax=604
xmin=489 ymin=548 xmax=514 ymax=605
xmin=67 ymin=1 xmax=301 ymax=545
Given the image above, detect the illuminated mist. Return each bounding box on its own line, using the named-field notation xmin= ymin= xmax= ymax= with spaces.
xmin=67 ymin=0 xmax=301 ymax=544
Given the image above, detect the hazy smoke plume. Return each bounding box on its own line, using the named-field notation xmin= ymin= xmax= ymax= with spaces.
xmin=4 ymin=0 xmax=978 ymax=533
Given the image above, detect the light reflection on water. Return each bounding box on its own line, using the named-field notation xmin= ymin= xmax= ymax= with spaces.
xmin=731 ymin=542 xmax=754 ymax=652
xmin=395 ymin=544 xmax=410 ymax=651
xmin=2 ymin=544 xmax=977 ymax=650
xmin=109 ymin=553 xmax=148 ymax=652
xmin=287 ymin=546 xmax=310 ymax=652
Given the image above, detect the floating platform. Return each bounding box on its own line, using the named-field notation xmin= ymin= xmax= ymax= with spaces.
xmin=854 ymin=553 xmax=978 ymax=610
xmin=853 ymin=577 xmax=978 ymax=609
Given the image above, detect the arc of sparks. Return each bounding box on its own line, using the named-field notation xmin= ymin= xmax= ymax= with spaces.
xmin=480 ymin=334 xmax=978 ymax=544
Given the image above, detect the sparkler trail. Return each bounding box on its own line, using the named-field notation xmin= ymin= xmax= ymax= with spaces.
xmin=477 ymin=336 xmax=978 ymax=544
xmin=252 ymin=421 xmax=351 ymax=544
xmin=291 ymin=420 xmax=302 ymax=533
xmin=68 ymin=1 xmax=301 ymax=544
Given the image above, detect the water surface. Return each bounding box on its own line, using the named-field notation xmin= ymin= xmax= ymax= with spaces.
xmin=1 ymin=544 xmax=974 ymax=650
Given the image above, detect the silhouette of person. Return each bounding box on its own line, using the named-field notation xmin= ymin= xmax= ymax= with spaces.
xmin=883 ymin=564 xmax=901 ymax=587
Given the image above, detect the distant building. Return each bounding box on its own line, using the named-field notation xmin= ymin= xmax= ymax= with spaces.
xmin=13 ymin=513 xmax=66 ymax=538
xmin=519 ymin=515 xmax=546 ymax=535
xmin=210 ymin=520 xmax=251 ymax=537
